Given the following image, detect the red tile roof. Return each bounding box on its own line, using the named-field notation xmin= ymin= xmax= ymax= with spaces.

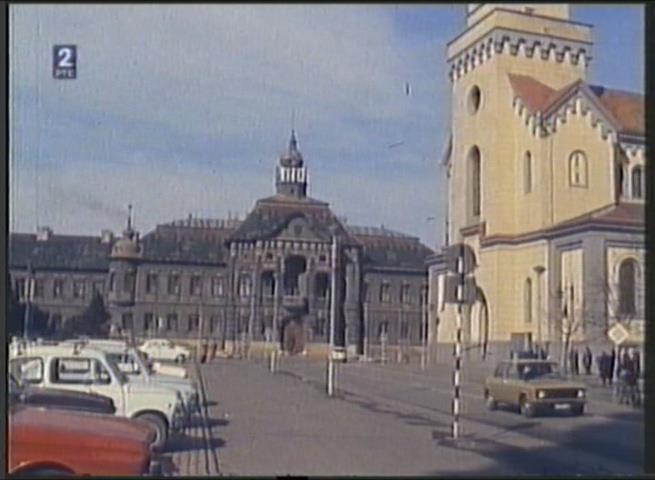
xmin=507 ymin=74 xmax=644 ymax=136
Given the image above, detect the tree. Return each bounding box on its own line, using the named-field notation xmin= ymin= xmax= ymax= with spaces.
xmin=59 ymin=292 xmax=111 ymax=338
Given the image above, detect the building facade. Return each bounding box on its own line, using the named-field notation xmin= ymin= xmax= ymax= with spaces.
xmin=427 ymin=4 xmax=645 ymax=364
xmin=10 ymin=132 xmax=432 ymax=356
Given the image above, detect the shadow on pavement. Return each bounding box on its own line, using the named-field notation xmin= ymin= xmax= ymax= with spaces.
xmin=184 ymin=416 xmax=229 ymax=429
xmin=164 ymin=433 xmax=226 ymax=454
xmin=426 ymin=411 xmax=643 ymax=476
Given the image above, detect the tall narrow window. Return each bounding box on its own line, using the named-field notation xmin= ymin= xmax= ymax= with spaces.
xmin=618 ymin=259 xmax=637 ymax=316
xmin=469 ymin=146 xmax=481 ymax=217
xmin=632 ymin=166 xmax=643 ymax=199
xmin=146 ymin=273 xmax=158 ymax=295
xmin=211 ymin=276 xmax=224 ymax=297
xmin=380 ymin=283 xmax=391 ymax=303
xmin=168 ymin=274 xmax=180 ymax=295
xmin=109 ymin=272 xmax=116 ymax=292
xmin=190 ymin=275 xmax=203 ymax=296
xmin=400 ymin=284 xmax=411 ymax=304
xmin=523 ymin=151 xmax=532 ymax=193
xmin=524 ymin=278 xmax=532 ymax=323
xmin=53 ymin=279 xmax=64 ymax=298
xmin=124 ymin=272 xmax=135 ymax=294
xmin=569 ymin=151 xmax=588 ymax=187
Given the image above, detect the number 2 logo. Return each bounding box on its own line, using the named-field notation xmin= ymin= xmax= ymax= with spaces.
xmin=53 ymin=45 xmax=77 ymax=79
xmin=56 ymin=47 xmax=74 ymax=68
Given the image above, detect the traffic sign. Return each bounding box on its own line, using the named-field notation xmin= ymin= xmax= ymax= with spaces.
xmin=445 ymin=243 xmax=477 ymax=274
xmin=443 ymin=274 xmax=477 ymax=305
xmin=608 ymin=323 xmax=629 ymax=345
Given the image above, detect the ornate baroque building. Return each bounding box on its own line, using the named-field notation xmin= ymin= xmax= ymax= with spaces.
xmin=10 ymin=132 xmax=433 ymax=355
xmin=427 ymin=4 xmax=645 ymax=362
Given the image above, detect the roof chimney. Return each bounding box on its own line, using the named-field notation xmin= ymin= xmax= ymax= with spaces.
xmin=36 ymin=226 xmax=52 ymax=241
xmin=101 ymin=229 xmax=114 ymax=244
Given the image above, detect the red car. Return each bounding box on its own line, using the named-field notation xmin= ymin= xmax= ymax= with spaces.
xmin=8 ymin=404 xmax=156 ymax=477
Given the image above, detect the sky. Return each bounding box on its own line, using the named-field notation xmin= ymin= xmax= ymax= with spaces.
xmin=9 ymin=4 xmax=644 ymax=249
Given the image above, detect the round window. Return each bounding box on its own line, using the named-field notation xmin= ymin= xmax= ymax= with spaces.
xmin=467 ymin=85 xmax=482 ymax=114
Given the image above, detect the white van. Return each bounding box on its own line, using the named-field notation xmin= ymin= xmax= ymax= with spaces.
xmin=9 ymin=342 xmax=184 ymax=450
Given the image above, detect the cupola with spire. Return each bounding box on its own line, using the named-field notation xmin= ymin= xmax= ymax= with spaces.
xmin=110 ymin=204 xmax=142 ymax=260
xmin=276 ymin=130 xmax=308 ymax=198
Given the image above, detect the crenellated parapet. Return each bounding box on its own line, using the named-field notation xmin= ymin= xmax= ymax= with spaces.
xmin=448 ymin=29 xmax=591 ymax=83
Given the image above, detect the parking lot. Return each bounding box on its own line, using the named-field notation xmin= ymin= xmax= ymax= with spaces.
xmin=167 ymin=356 xmax=643 ymax=476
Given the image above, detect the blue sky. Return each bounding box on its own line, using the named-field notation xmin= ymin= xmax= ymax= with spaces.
xmin=9 ymin=5 xmax=644 ymax=248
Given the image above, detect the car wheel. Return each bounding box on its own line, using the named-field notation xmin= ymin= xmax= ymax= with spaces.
xmin=175 ymin=354 xmax=186 ymax=364
xmin=519 ymin=397 xmax=536 ymax=418
xmin=484 ymin=391 xmax=497 ymax=410
xmin=571 ymin=404 xmax=584 ymax=416
xmin=135 ymin=412 xmax=168 ymax=451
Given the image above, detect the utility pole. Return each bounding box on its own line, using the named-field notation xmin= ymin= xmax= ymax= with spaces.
xmin=327 ymin=235 xmax=338 ymax=396
xmin=23 ymin=262 xmax=35 ymax=340
xmin=363 ymin=301 xmax=369 ymax=360
xmin=420 ymin=291 xmax=427 ymax=370
xmin=248 ymin=257 xmax=260 ymax=360
xmin=533 ymin=266 xmax=546 ymax=351
xmin=270 ymin=259 xmax=281 ymax=373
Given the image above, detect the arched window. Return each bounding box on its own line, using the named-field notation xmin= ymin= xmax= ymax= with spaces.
xmin=469 ymin=146 xmax=481 ymax=217
xmin=569 ymin=151 xmax=588 ymax=187
xmin=524 ymin=278 xmax=532 ymax=323
xmin=524 ymin=151 xmax=532 ymax=194
xmin=618 ymin=259 xmax=637 ymax=316
xmin=631 ymin=166 xmax=643 ymax=199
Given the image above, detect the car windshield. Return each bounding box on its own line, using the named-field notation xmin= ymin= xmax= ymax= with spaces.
xmin=103 ymin=356 xmax=128 ymax=385
xmin=518 ymin=362 xmax=561 ymax=381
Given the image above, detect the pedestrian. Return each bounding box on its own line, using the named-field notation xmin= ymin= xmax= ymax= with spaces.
xmin=608 ymin=349 xmax=616 ymax=386
xmin=583 ymin=346 xmax=592 ymax=375
xmin=539 ymin=346 xmax=547 ymax=360
xmin=630 ymin=348 xmax=641 ymax=380
xmin=569 ymin=348 xmax=579 ymax=376
xmin=211 ymin=340 xmax=218 ymax=361
xmin=573 ymin=348 xmax=580 ymax=376
xmin=599 ymin=351 xmax=608 ymax=385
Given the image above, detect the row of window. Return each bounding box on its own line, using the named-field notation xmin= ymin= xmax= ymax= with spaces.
xmin=108 ymin=272 xmax=226 ymax=297
xmin=15 ymin=278 xmax=103 ymax=301
xmin=121 ymin=312 xmax=224 ymax=333
xmin=363 ymin=283 xmax=428 ymax=305
xmin=468 ymin=148 xmax=644 ymax=221
xmin=523 ymin=258 xmax=641 ymax=324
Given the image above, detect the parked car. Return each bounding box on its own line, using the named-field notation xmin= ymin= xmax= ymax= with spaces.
xmin=8 ymin=403 xmax=156 ymax=477
xmin=65 ymin=339 xmax=200 ymax=417
xmin=140 ymin=339 xmax=191 ymax=363
xmin=151 ymin=360 xmax=189 ymax=378
xmin=9 ymin=373 xmax=116 ymax=415
xmin=9 ymin=342 xmax=184 ymax=450
xmin=484 ymin=359 xmax=586 ymax=417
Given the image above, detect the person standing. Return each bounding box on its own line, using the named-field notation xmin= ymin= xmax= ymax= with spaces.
xmin=598 ymin=352 xmax=608 ymax=385
xmin=583 ymin=346 xmax=592 ymax=375
xmin=608 ymin=348 xmax=616 ymax=386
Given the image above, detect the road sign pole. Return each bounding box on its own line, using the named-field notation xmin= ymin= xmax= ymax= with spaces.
xmin=452 ymin=244 xmax=464 ymax=440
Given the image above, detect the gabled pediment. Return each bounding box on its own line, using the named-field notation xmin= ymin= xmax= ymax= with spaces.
xmin=273 ymin=214 xmax=327 ymax=242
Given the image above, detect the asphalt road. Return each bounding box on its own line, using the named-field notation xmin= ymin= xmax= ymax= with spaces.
xmin=195 ymin=356 xmax=643 ymax=476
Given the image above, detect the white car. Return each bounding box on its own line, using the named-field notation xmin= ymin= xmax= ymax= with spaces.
xmin=140 ymin=339 xmax=191 ymax=363
xmin=9 ymin=342 xmax=184 ymax=450
xmin=65 ymin=339 xmax=200 ymax=417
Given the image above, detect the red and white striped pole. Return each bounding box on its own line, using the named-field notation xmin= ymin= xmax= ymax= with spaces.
xmin=452 ymin=244 xmax=464 ymax=440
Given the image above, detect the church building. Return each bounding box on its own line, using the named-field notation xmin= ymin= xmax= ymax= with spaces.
xmin=427 ymin=4 xmax=645 ymax=363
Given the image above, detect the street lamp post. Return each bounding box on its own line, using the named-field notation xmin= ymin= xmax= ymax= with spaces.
xmin=327 ymin=235 xmax=338 ymax=396
xmin=533 ymin=266 xmax=546 ymax=351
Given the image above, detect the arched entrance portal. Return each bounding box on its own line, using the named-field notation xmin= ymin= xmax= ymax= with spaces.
xmin=281 ymin=317 xmax=305 ymax=355
xmin=470 ymin=288 xmax=489 ymax=359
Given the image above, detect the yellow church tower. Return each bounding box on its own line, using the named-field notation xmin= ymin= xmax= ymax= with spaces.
xmin=429 ymin=4 xmax=644 ymax=363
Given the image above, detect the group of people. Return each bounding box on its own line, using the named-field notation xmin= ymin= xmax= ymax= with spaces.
xmin=567 ymin=346 xmax=593 ymax=376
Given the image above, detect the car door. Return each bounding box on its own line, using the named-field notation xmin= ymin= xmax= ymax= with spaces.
xmin=87 ymin=358 xmax=125 ymax=415
xmin=504 ymin=363 xmax=523 ymax=406
xmin=494 ymin=363 xmax=513 ymax=403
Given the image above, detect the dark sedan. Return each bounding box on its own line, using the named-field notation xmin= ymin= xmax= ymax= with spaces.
xmin=9 ymin=373 xmax=116 ymax=415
